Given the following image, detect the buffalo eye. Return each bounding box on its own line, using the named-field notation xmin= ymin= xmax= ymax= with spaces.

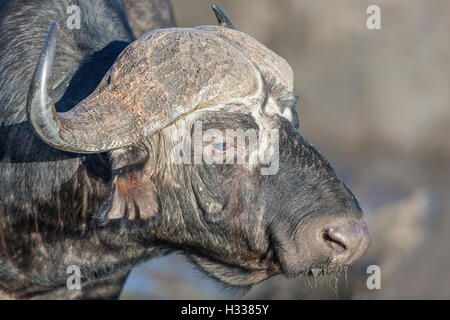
xmin=213 ymin=142 xmax=227 ymax=152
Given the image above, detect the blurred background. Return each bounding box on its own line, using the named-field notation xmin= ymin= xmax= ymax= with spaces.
xmin=121 ymin=0 xmax=450 ymax=299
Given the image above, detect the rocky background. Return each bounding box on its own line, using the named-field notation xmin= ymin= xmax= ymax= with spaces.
xmin=121 ymin=0 xmax=450 ymax=299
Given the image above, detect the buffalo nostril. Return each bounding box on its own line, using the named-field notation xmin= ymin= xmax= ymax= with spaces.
xmin=323 ymin=229 xmax=347 ymax=252
xmin=271 ymin=214 xmax=370 ymax=276
xmin=321 ymin=219 xmax=370 ymax=266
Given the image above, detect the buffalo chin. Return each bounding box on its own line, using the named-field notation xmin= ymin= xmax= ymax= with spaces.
xmin=189 ymin=255 xmax=280 ymax=288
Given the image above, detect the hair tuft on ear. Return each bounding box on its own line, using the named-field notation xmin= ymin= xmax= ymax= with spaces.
xmin=96 ymin=142 xmax=159 ymax=226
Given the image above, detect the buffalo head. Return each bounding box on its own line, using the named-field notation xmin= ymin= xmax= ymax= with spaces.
xmin=26 ymin=7 xmax=369 ymax=287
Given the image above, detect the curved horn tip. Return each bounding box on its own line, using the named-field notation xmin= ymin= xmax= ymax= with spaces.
xmin=211 ymin=4 xmax=235 ymax=29
xmin=27 ymin=22 xmax=61 ymax=143
xmin=26 ymin=21 xmax=87 ymax=154
xmin=38 ymin=22 xmax=58 ymax=78
xmin=48 ymin=21 xmax=58 ymax=35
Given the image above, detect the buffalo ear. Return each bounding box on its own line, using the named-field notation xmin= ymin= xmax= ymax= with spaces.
xmin=96 ymin=143 xmax=159 ymax=226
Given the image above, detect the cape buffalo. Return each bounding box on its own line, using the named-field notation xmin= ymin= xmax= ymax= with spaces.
xmin=0 ymin=0 xmax=369 ymax=299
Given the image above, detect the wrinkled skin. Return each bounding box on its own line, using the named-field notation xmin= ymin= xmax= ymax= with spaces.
xmin=0 ymin=0 xmax=367 ymax=299
xmin=145 ymin=109 xmax=362 ymax=286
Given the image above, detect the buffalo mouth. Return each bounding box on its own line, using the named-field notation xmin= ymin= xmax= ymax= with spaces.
xmin=270 ymin=213 xmax=370 ymax=279
xmin=189 ymin=213 xmax=369 ymax=286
